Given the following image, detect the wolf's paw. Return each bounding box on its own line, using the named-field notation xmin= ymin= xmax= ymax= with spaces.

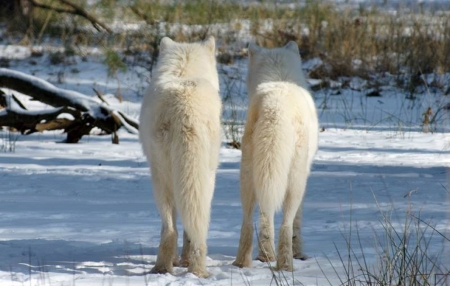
xmin=293 ymin=252 xmax=308 ymax=260
xmin=275 ymin=262 xmax=293 ymax=272
xmin=256 ymin=253 xmax=276 ymax=263
xmin=172 ymin=259 xmax=180 ymax=267
xmin=189 ymin=267 xmax=209 ymax=278
xmin=150 ymin=264 xmax=173 ymax=275
xmin=232 ymin=259 xmax=251 ymax=268
xmin=179 ymin=257 xmax=189 ymax=267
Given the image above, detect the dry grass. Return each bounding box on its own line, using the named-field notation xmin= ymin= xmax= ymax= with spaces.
xmin=3 ymin=1 xmax=450 ymax=81
xmin=320 ymin=194 xmax=450 ymax=286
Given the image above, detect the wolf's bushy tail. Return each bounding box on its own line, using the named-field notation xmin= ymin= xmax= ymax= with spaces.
xmin=252 ymin=91 xmax=295 ymax=214
xmin=170 ymin=81 xmax=217 ymax=244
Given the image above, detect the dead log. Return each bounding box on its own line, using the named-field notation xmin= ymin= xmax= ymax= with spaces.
xmin=35 ymin=118 xmax=74 ymax=132
xmin=0 ymin=92 xmax=81 ymax=133
xmin=0 ymin=91 xmax=81 ymax=132
xmin=0 ymin=69 xmax=92 ymax=111
xmin=0 ymin=89 xmax=7 ymax=108
xmin=0 ymin=68 xmax=139 ymax=143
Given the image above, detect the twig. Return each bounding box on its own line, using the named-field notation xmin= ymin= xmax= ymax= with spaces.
xmin=11 ymin=94 xmax=27 ymax=110
xmin=129 ymin=6 xmax=153 ymax=25
xmin=29 ymin=0 xmax=112 ymax=33
xmin=93 ymin=88 xmax=110 ymax=105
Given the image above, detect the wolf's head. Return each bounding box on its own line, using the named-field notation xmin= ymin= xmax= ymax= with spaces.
xmin=153 ymin=36 xmax=219 ymax=91
xmin=246 ymin=41 xmax=307 ymax=96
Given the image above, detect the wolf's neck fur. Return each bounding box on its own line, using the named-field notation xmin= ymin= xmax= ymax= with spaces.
xmin=153 ymin=46 xmax=219 ymax=90
xmin=248 ymin=53 xmax=308 ymax=97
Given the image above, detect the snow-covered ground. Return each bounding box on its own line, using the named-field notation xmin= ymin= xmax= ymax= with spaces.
xmin=1 ymin=128 xmax=449 ymax=286
xmin=0 ymin=44 xmax=449 ymax=285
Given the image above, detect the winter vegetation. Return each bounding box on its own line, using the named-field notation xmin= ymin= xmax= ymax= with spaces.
xmin=0 ymin=0 xmax=449 ymax=285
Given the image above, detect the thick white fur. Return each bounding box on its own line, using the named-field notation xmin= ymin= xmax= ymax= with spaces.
xmin=139 ymin=36 xmax=221 ymax=278
xmin=233 ymin=41 xmax=318 ymax=271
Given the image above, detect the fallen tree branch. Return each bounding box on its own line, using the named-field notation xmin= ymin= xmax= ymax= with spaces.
xmin=34 ymin=118 xmax=74 ymax=133
xmin=0 ymin=68 xmax=93 ymax=111
xmin=116 ymin=110 xmax=139 ymax=131
xmin=0 ymin=92 xmax=81 ymax=134
xmin=92 ymin=88 xmax=139 ymax=144
xmin=0 ymin=68 xmax=139 ymax=143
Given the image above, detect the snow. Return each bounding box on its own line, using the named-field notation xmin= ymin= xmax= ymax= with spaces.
xmin=0 ymin=44 xmax=449 ymax=285
xmin=0 ymin=45 xmax=31 ymax=60
xmin=0 ymin=127 xmax=448 ymax=285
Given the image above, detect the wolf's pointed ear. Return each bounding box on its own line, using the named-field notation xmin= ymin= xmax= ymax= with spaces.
xmin=160 ymin=37 xmax=174 ymax=51
xmin=285 ymin=41 xmax=299 ymax=54
xmin=248 ymin=43 xmax=261 ymax=57
xmin=203 ymin=36 xmax=215 ymax=52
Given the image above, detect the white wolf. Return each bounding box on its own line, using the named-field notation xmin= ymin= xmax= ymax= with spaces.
xmin=139 ymin=36 xmax=221 ymax=278
xmin=233 ymin=42 xmax=318 ymax=271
